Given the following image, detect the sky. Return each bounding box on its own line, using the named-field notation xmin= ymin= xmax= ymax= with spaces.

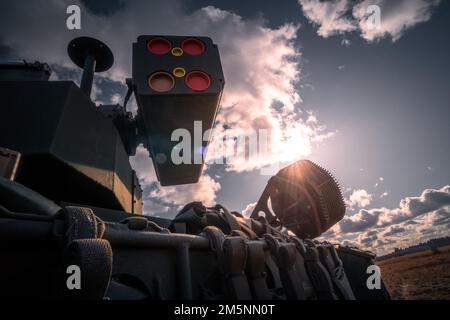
xmin=0 ymin=0 xmax=449 ymax=255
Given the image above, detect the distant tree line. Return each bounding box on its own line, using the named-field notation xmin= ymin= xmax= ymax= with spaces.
xmin=376 ymin=236 xmax=450 ymax=261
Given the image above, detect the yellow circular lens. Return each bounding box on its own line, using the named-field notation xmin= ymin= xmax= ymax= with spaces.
xmin=173 ymin=67 xmax=186 ymax=78
xmin=171 ymin=47 xmax=183 ymax=56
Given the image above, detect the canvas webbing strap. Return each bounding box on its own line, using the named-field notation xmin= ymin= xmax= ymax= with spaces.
xmin=318 ymin=244 xmax=355 ymax=300
xmin=301 ymin=240 xmax=338 ymax=300
xmin=264 ymin=234 xmax=307 ymax=299
xmin=245 ymin=241 xmax=272 ymax=300
xmin=222 ymin=236 xmax=252 ymax=299
xmin=290 ymin=237 xmax=315 ymax=299
xmin=63 ymin=206 xmax=112 ymax=299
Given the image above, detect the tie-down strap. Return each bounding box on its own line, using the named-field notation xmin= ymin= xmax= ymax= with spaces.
xmin=245 ymin=241 xmax=272 ymax=300
xmin=317 ymin=243 xmax=355 ymax=300
xmin=301 ymin=239 xmax=338 ymax=300
xmin=203 ymin=226 xmax=252 ymax=299
xmin=264 ymin=234 xmax=309 ymax=299
xmin=62 ymin=206 xmax=113 ymax=299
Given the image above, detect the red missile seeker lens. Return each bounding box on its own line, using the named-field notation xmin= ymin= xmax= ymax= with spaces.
xmin=147 ymin=38 xmax=172 ymax=55
xmin=185 ymin=71 xmax=211 ymax=91
xmin=148 ymin=72 xmax=175 ymax=92
xmin=181 ymin=38 xmax=205 ymax=55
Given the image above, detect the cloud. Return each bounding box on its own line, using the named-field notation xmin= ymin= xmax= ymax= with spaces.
xmin=380 ymin=185 xmax=450 ymax=226
xmin=198 ymin=7 xmax=335 ymax=172
xmin=346 ymin=189 xmax=373 ymax=209
xmin=339 ymin=185 xmax=450 ymax=234
xmin=242 ymin=202 xmax=257 ymax=217
xmin=0 ymin=0 xmax=335 ymax=215
xmin=298 ymin=0 xmax=356 ymax=37
xmin=353 ymin=0 xmax=441 ymax=42
xmin=339 ymin=208 xmax=380 ymax=233
xmin=129 ymin=146 xmax=221 ymax=217
xmin=324 ymin=186 xmax=450 ymax=254
xmin=429 ymin=206 xmax=450 ymax=226
xmin=148 ymin=174 xmax=221 ymax=212
xmin=382 ymin=226 xmax=406 ymax=237
xmin=355 ymin=229 xmax=379 ymax=246
xmin=298 ymin=0 xmax=441 ymax=42
xmin=129 ymin=146 xmax=158 ymax=185
xmin=327 ymin=208 xmax=449 ymax=255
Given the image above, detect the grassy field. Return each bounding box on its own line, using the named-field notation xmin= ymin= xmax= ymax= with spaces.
xmin=377 ymin=245 xmax=450 ymax=300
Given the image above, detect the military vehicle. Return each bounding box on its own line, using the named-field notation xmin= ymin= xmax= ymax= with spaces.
xmin=0 ymin=36 xmax=390 ymax=300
